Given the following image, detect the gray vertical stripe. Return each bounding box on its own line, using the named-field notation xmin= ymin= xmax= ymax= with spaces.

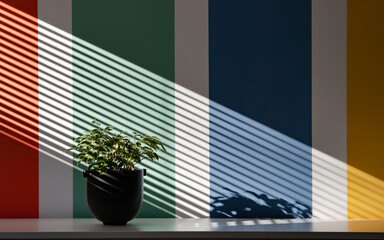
xmin=38 ymin=0 xmax=72 ymax=33
xmin=38 ymin=0 xmax=73 ymax=218
xmin=312 ymin=0 xmax=347 ymax=219
xmin=175 ymin=0 xmax=209 ymax=98
xmin=175 ymin=0 xmax=210 ymax=218
xmin=312 ymin=0 xmax=347 ymax=162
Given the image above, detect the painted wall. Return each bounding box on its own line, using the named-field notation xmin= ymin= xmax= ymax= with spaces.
xmin=0 ymin=0 xmax=39 ymax=218
xmin=209 ymin=0 xmax=312 ymax=218
xmin=347 ymin=0 xmax=384 ymax=219
xmin=0 ymin=0 xmax=383 ymax=219
xmin=71 ymin=0 xmax=175 ymax=218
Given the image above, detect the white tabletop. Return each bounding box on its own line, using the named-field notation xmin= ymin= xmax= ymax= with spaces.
xmin=0 ymin=218 xmax=383 ymax=239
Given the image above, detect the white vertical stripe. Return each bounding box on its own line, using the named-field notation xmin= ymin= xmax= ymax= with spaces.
xmin=312 ymin=0 xmax=347 ymax=219
xmin=38 ymin=0 xmax=73 ymax=218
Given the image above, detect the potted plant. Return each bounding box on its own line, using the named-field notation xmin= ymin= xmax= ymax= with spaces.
xmin=68 ymin=120 xmax=166 ymax=225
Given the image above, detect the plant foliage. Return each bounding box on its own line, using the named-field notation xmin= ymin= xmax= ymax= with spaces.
xmin=68 ymin=120 xmax=166 ymax=174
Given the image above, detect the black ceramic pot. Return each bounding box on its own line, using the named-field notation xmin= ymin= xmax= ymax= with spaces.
xmin=83 ymin=169 xmax=146 ymax=225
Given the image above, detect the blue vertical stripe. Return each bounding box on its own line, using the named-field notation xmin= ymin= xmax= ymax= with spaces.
xmin=209 ymin=0 xmax=312 ymax=218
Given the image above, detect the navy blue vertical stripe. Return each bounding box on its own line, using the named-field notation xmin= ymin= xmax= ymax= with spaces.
xmin=209 ymin=0 xmax=312 ymax=218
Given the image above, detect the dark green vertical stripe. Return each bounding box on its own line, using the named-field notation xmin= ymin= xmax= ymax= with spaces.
xmin=73 ymin=0 xmax=175 ymax=218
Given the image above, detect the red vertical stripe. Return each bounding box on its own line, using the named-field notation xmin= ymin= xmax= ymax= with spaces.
xmin=0 ymin=0 xmax=38 ymax=218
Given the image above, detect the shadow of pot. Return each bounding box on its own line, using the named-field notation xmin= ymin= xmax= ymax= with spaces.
xmin=83 ymin=169 xmax=146 ymax=225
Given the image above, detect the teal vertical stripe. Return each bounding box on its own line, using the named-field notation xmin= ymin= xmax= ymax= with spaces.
xmin=73 ymin=0 xmax=175 ymax=218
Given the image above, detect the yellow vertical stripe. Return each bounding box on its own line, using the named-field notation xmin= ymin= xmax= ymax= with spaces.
xmin=347 ymin=0 xmax=384 ymax=219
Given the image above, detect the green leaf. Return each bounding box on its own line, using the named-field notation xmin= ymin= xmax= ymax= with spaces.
xmin=100 ymin=166 xmax=108 ymax=175
xmin=103 ymin=126 xmax=114 ymax=132
xmin=74 ymin=153 xmax=85 ymax=159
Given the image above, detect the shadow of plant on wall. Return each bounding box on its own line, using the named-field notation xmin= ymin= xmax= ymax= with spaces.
xmin=211 ymin=187 xmax=311 ymax=218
